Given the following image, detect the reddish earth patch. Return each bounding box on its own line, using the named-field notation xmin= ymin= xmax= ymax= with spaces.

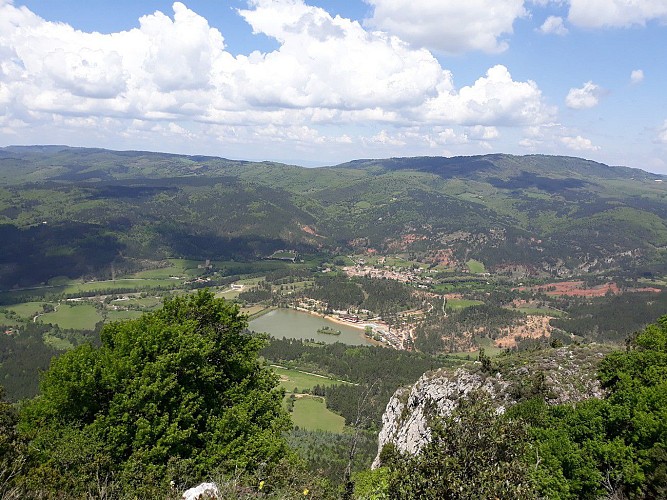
xmin=425 ymin=249 xmax=456 ymax=267
xmin=495 ymin=315 xmax=553 ymax=348
xmin=518 ymin=281 xmax=662 ymax=297
xmin=401 ymin=233 xmax=425 ymax=244
xmin=386 ymin=233 xmax=427 ymax=252
xmin=301 ymin=225 xmax=322 ymax=237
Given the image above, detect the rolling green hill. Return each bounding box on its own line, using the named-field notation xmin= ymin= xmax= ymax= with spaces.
xmin=1 ymin=146 xmax=666 ymax=289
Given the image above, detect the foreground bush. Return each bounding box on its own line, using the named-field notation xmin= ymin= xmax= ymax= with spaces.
xmin=17 ymin=290 xmax=292 ymax=497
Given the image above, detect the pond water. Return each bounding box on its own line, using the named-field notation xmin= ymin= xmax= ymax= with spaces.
xmin=249 ymin=308 xmax=373 ymax=346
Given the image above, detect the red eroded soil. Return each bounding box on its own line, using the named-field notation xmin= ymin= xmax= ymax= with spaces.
xmin=518 ymin=281 xmax=661 ymax=297
xmin=301 ymin=225 xmax=322 ymax=237
xmin=494 ymin=315 xmax=553 ymax=348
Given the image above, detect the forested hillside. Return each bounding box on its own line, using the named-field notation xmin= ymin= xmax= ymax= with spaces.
xmin=2 ymin=147 xmax=667 ymax=289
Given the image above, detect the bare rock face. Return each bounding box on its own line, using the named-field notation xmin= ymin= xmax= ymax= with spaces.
xmin=182 ymin=482 xmax=219 ymax=500
xmin=373 ymin=345 xmax=613 ymax=468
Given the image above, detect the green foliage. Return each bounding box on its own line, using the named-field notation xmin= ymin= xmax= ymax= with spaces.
xmin=273 ymin=366 xmax=348 ymax=393
xmin=386 ymin=391 xmax=536 ymax=499
xmin=477 ymin=347 xmax=494 ymax=374
xmin=38 ymin=303 xmax=103 ymax=330
xmin=0 ymin=322 xmax=60 ymax=401
xmin=517 ymin=314 xmax=667 ymax=498
xmin=352 ymin=467 xmax=391 ymax=499
xmin=0 ymin=386 xmax=26 ymax=497
xmin=18 ymin=290 xmax=291 ymax=496
xmin=286 ymin=428 xmax=377 ymax=487
xmin=309 ymin=276 xmax=364 ymax=311
xmin=356 ymin=277 xmax=419 ymax=317
xmin=551 ymin=290 xmax=667 ymax=343
xmin=238 ymin=281 xmax=274 ymax=304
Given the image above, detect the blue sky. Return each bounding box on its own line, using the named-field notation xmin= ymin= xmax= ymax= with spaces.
xmin=1 ymin=0 xmax=666 ymax=172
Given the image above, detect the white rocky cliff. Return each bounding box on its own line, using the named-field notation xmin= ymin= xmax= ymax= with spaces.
xmin=373 ymin=345 xmax=611 ymax=468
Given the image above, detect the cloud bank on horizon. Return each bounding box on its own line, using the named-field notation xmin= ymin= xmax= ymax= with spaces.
xmin=0 ymin=0 xmax=666 ymax=171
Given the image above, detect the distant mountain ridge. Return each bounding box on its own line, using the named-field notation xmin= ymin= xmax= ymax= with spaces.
xmin=1 ymin=146 xmax=666 ymax=288
xmin=334 ymin=153 xmax=661 ymax=181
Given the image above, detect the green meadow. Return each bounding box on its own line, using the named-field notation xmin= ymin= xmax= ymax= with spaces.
xmin=466 ymin=259 xmax=486 ymax=274
xmin=446 ymin=298 xmax=484 ymax=310
xmin=272 ymin=366 xmax=350 ymax=393
xmin=5 ymin=301 xmax=46 ymax=319
xmin=39 ymin=304 xmax=102 ymax=330
xmin=290 ymin=396 xmax=346 ymax=433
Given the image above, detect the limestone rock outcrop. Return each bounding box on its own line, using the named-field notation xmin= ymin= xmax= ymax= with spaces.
xmin=182 ymin=482 xmax=219 ymax=500
xmin=373 ymin=345 xmax=612 ymax=468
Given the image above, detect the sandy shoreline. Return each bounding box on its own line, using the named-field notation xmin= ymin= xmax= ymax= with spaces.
xmin=293 ymin=307 xmax=385 ymax=346
xmin=294 ymin=307 xmax=365 ymax=330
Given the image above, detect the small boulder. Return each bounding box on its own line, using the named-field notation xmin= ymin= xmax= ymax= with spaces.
xmin=182 ymin=482 xmax=219 ymax=500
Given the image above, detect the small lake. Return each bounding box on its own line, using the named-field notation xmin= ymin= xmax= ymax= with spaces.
xmin=249 ymin=308 xmax=373 ymax=346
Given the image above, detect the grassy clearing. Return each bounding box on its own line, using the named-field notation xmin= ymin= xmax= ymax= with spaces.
xmin=273 ymin=366 xmax=349 ymax=392
xmin=334 ymin=255 xmax=356 ymax=266
xmin=466 ymin=259 xmax=486 ymax=274
xmin=446 ymin=351 xmax=477 ymax=361
xmin=112 ymin=296 xmax=162 ymax=309
xmin=270 ymin=251 xmax=297 ymax=260
xmin=5 ymin=301 xmax=46 ymax=319
xmin=446 ymin=299 xmax=484 ymax=310
xmin=241 ymin=304 xmax=268 ymax=316
xmin=237 ymin=277 xmax=266 ymax=286
xmin=448 ymin=337 xmax=503 ymax=359
xmin=43 ymin=333 xmax=75 ymax=351
xmin=59 ymin=279 xmax=174 ymax=295
xmin=277 ymin=280 xmax=314 ymax=292
xmin=290 ymin=396 xmax=345 ymax=433
xmin=0 ymin=312 xmax=20 ymax=326
xmin=129 ymin=270 xmax=185 ymax=280
xmin=384 ymin=257 xmax=422 ymax=269
xmin=517 ymin=307 xmax=565 ymax=317
xmin=241 ymin=305 xmax=272 ymax=320
xmin=128 ymin=259 xmax=204 ymax=279
xmin=639 ymin=277 xmax=667 ymax=287
xmin=39 ymin=304 xmax=102 ymax=330
xmin=215 ymin=288 xmax=242 ymax=300
xmin=354 ymin=201 xmax=372 ymax=210
xmin=475 ymin=336 xmax=503 ymax=357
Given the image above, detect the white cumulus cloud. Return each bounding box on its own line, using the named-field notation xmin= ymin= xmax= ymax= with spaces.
xmin=565 ymin=81 xmax=602 ymax=109
xmin=0 ymin=0 xmax=555 ymax=155
xmin=466 ymin=125 xmax=500 ymax=140
xmin=364 ymin=0 xmax=526 ymax=54
xmin=561 ymin=135 xmax=600 ymax=151
xmin=420 ymin=65 xmax=555 ymax=126
xmin=568 ymin=0 xmax=667 ymax=28
xmin=630 ymin=69 xmax=644 ymax=84
xmin=237 ymin=0 xmax=444 ymax=110
xmin=538 ymin=16 xmax=569 ymax=35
